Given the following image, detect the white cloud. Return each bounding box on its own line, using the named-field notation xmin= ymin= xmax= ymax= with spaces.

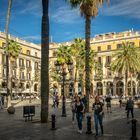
xmin=22 ymin=35 xmax=41 ymax=42
xmin=102 ymin=0 xmax=140 ymax=19
xmin=14 ymin=0 xmax=41 ymax=16
xmin=51 ymin=6 xmax=80 ymax=24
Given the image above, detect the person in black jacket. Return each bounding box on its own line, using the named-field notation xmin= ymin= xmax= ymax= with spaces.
xmin=126 ymin=96 xmax=134 ymax=122
xmin=75 ymin=96 xmax=85 ymax=134
xmin=105 ymin=95 xmax=112 ymax=113
xmin=93 ymin=96 xmax=104 ymax=136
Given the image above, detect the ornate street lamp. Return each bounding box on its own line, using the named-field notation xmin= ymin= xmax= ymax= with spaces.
xmin=55 ymin=61 xmax=73 ymax=117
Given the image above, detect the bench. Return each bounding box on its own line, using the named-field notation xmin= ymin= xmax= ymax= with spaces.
xmin=23 ymin=106 xmax=35 ymax=121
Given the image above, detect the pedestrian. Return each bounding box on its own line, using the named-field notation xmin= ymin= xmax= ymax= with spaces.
xmin=55 ymin=95 xmax=59 ymax=108
xmin=81 ymin=94 xmax=87 ymax=113
xmin=125 ymin=96 xmax=134 ymax=123
xmin=0 ymin=95 xmax=2 ymax=109
xmin=119 ymin=96 xmax=122 ymax=108
xmin=71 ymin=97 xmax=76 ymax=123
xmin=1 ymin=95 xmax=4 ymax=107
xmin=75 ymin=96 xmax=85 ymax=134
xmin=52 ymin=95 xmax=56 ymax=108
xmin=92 ymin=96 xmax=104 ymax=136
xmin=105 ymin=95 xmax=112 ymax=113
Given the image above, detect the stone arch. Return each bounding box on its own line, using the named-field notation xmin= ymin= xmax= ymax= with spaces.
xmin=69 ymin=82 xmax=74 ymax=96
xmin=96 ymin=82 xmax=103 ymax=95
xmin=116 ymin=81 xmax=124 ymax=96
xmin=34 ymin=84 xmax=38 ymax=92
xmin=128 ymin=81 xmax=136 ymax=95
xmin=106 ymin=81 xmax=113 ymax=95
xmin=19 ymin=82 xmax=24 ymax=89
xmin=12 ymin=82 xmax=15 ymax=88
xmin=26 ymin=83 xmax=30 ymax=89
xmin=2 ymin=81 xmax=7 ymax=88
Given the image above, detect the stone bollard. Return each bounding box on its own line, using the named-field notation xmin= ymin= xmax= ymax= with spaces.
xmin=131 ymin=119 xmax=138 ymax=140
xmin=86 ymin=116 xmax=92 ymax=134
xmin=51 ymin=114 xmax=56 ymax=130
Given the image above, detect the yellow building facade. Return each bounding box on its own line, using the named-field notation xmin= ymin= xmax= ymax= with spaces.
xmin=91 ymin=30 xmax=140 ymax=96
xmin=0 ymin=31 xmax=40 ymax=97
xmin=49 ymin=30 xmax=140 ymax=97
xmin=1 ymin=30 xmax=140 ymax=98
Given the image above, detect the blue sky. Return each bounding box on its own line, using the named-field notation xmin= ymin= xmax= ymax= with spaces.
xmin=0 ymin=0 xmax=140 ymax=44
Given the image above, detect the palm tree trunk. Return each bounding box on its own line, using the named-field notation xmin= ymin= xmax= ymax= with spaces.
xmin=125 ymin=70 xmax=128 ymax=97
xmin=85 ymin=15 xmax=91 ymax=112
xmin=5 ymin=0 xmax=12 ymax=108
xmin=130 ymin=73 xmax=133 ymax=95
xmin=74 ymin=65 xmax=77 ymax=94
xmin=41 ymin=0 xmax=49 ymax=123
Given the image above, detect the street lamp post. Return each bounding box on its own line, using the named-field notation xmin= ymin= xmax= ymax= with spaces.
xmin=55 ymin=61 xmax=73 ymax=117
xmin=62 ymin=64 xmax=67 ymax=117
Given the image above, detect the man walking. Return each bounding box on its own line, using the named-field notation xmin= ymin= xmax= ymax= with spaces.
xmin=105 ymin=95 xmax=112 ymax=113
xmin=126 ymin=96 xmax=134 ymax=122
xmin=0 ymin=95 xmax=2 ymax=109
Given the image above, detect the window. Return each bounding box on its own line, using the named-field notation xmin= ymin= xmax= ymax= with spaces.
xmin=2 ymin=54 xmax=6 ymax=64
xmin=98 ymin=57 xmax=102 ymax=64
xmin=35 ymin=62 xmax=38 ymax=69
xmin=130 ymin=42 xmax=135 ymax=46
xmin=107 ymin=45 xmax=111 ymax=50
xmin=3 ymin=68 xmax=6 ymax=77
xmin=97 ymin=46 xmax=101 ymax=52
xmin=35 ymin=52 xmax=38 ymax=57
xmin=26 ymin=60 xmax=31 ymax=68
xmin=12 ymin=69 xmax=16 ymax=78
xmin=19 ymin=58 xmax=24 ymax=67
xmin=117 ymin=44 xmax=122 ymax=49
xmin=20 ymin=71 xmax=24 ymax=79
xmin=2 ymin=42 xmax=6 ymax=48
xmin=27 ymin=73 xmax=31 ymax=80
xmin=26 ymin=50 xmax=30 ymax=55
xmin=53 ymin=50 xmax=57 ymax=57
xmin=106 ymin=56 xmax=111 ymax=63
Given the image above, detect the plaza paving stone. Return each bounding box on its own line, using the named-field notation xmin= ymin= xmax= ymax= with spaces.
xmin=0 ymin=99 xmax=140 ymax=140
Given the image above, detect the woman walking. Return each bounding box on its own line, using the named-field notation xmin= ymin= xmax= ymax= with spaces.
xmin=92 ymin=96 xmax=104 ymax=136
xmin=75 ymin=96 xmax=85 ymax=134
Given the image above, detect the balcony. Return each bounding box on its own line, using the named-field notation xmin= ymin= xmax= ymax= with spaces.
xmin=94 ymin=75 xmax=102 ymax=81
xmin=105 ymin=62 xmax=111 ymax=68
xmin=104 ymin=75 xmax=113 ymax=79
xmin=20 ymin=77 xmax=26 ymax=81
xmin=19 ymin=65 xmax=25 ymax=69
xmin=26 ymin=66 xmax=32 ymax=71
xmin=114 ymin=75 xmax=123 ymax=80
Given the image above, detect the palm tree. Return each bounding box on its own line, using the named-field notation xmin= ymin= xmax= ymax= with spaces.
xmin=57 ymin=45 xmax=72 ymax=64
xmin=70 ymin=38 xmax=85 ymax=93
xmin=111 ymin=42 xmax=140 ymax=96
xmin=5 ymin=0 xmax=12 ymax=108
xmin=68 ymin=0 xmax=108 ymax=112
xmin=41 ymin=0 xmax=49 ymax=123
xmin=4 ymin=39 xmax=21 ymax=107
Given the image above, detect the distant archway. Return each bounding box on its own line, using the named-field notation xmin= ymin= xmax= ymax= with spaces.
xmin=26 ymin=83 xmax=30 ymax=89
xmin=34 ymin=84 xmax=38 ymax=92
xmin=96 ymin=82 xmax=103 ymax=95
xmin=19 ymin=83 xmax=24 ymax=89
xmin=12 ymin=82 xmax=15 ymax=88
xmin=128 ymin=81 xmax=136 ymax=95
xmin=116 ymin=81 xmax=124 ymax=96
xmin=69 ymin=82 xmax=74 ymax=96
xmin=106 ymin=81 xmax=113 ymax=95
